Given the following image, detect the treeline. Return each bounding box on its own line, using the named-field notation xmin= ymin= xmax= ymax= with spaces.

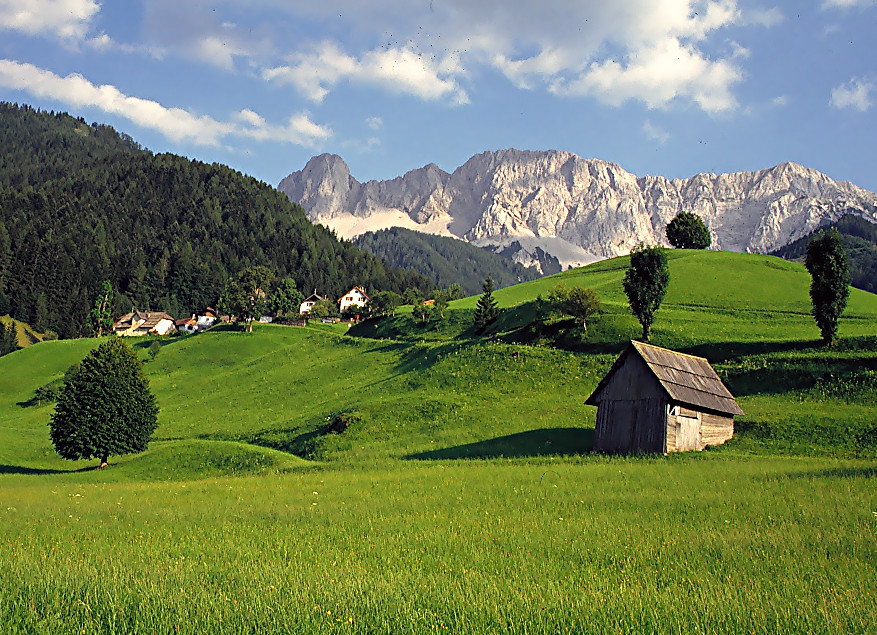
xmin=771 ymin=213 xmax=877 ymax=294
xmin=353 ymin=226 xmax=541 ymax=296
xmin=0 ymin=103 xmax=432 ymax=338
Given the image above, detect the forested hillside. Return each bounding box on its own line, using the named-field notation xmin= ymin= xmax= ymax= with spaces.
xmin=0 ymin=103 xmax=432 ymax=338
xmin=771 ymin=213 xmax=877 ymax=294
xmin=353 ymin=226 xmax=540 ymax=295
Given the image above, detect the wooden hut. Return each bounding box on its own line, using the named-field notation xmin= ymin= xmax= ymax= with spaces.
xmin=585 ymin=341 xmax=744 ymax=454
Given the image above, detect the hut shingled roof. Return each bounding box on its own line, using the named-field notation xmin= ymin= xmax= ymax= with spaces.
xmin=586 ymin=340 xmax=744 ymax=416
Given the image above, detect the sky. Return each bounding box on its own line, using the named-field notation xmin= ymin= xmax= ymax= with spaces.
xmin=0 ymin=0 xmax=875 ymax=193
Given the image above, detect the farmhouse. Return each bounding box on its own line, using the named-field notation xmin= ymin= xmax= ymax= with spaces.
xmin=585 ymin=341 xmax=744 ymax=454
xmin=175 ymin=315 xmax=198 ymax=334
xmin=338 ymin=286 xmax=370 ymax=313
xmin=112 ymin=311 xmax=176 ymax=337
xmin=299 ymin=292 xmax=327 ymax=315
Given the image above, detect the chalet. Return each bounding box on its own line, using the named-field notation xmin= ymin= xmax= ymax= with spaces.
xmin=175 ymin=315 xmax=198 ymax=334
xmin=113 ymin=311 xmax=176 ymax=337
xmin=196 ymin=308 xmax=217 ymax=330
xmin=338 ymin=286 xmax=370 ymax=313
xmin=585 ymin=341 xmax=744 ymax=454
xmin=299 ymin=292 xmax=327 ymax=315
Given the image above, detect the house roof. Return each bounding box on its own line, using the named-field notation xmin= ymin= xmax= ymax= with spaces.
xmin=302 ymin=293 xmax=326 ymax=303
xmin=585 ymin=340 xmax=744 ymax=416
xmin=113 ymin=311 xmax=175 ymax=330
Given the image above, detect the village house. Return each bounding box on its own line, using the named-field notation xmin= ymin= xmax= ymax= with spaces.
xmin=112 ymin=311 xmax=176 ymax=337
xmin=338 ymin=286 xmax=370 ymax=314
xmin=175 ymin=315 xmax=198 ymax=334
xmin=585 ymin=340 xmax=744 ymax=454
xmin=299 ymin=292 xmax=327 ymax=315
xmin=196 ymin=307 xmax=217 ymax=330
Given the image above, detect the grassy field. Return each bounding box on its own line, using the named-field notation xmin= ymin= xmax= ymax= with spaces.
xmin=1 ymin=251 xmax=876 ymax=633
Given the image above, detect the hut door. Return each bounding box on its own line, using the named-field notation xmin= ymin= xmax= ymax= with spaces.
xmin=676 ymin=410 xmax=701 ymax=451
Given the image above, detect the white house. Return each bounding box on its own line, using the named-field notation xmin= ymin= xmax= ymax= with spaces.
xmin=299 ymin=292 xmax=327 ymax=314
xmin=175 ymin=315 xmax=198 ymax=334
xmin=196 ymin=307 xmax=217 ymax=330
xmin=338 ymin=286 xmax=370 ymax=314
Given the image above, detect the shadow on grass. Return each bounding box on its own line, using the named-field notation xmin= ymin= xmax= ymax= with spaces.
xmin=0 ymin=464 xmax=98 ymax=475
xmin=772 ymin=466 xmax=877 ymax=480
xmin=405 ymin=427 xmax=594 ymax=460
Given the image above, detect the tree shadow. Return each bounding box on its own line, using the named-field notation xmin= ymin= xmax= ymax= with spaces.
xmin=405 ymin=427 xmax=594 ymax=460
xmin=768 ymin=466 xmax=877 ymax=480
xmin=0 ymin=464 xmax=98 ymax=475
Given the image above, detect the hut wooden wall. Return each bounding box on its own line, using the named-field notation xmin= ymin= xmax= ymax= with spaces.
xmin=592 ymin=355 xmax=668 ymax=453
xmin=701 ymin=412 xmax=734 ymax=447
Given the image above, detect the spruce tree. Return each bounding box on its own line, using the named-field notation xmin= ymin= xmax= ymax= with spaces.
xmin=805 ymin=228 xmax=850 ymax=346
xmin=49 ymin=338 xmax=158 ymax=468
xmin=473 ymin=276 xmax=499 ymax=333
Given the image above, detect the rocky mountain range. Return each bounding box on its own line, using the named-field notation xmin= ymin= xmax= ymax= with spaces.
xmin=278 ymin=149 xmax=877 ymax=272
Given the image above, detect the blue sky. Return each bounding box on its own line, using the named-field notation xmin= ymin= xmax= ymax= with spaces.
xmin=1 ymin=0 xmax=875 ymax=192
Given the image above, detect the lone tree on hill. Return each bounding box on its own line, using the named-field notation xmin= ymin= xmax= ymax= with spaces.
xmin=623 ymin=244 xmax=670 ymax=342
xmin=473 ymin=276 xmax=500 ymax=333
xmin=218 ymin=266 xmax=274 ymax=331
xmin=545 ymin=284 xmax=602 ymax=333
xmin=805 ymin=228 xmax=850 ymax=346
xmin=50 ymin=338 xmax=158 ymax=469
xmin=666 ymin=212 xmax=711 ymax=249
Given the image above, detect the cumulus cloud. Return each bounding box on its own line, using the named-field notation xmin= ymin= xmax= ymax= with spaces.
xmin=0 ymin=0 xmax=99 ymax=40
xmin=830 ymin=78 xmax=873 ymax=111
xmin=257 ymin=0 xmax=757 ymax=112
xmin=0 ymin=59 xmax=331 ymax=146
xmin=263 ymin=41 xmax=468 ymax=104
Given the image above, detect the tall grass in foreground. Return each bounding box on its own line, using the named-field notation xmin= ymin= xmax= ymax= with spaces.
xmin=1 ymin=457 xmax=875 ymax=634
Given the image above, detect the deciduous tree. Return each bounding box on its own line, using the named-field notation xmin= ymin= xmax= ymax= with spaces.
xmin=805 ymin=228 xmax=850 ymax=346
xmin=666 ymin=212 xmax=711 ymax=249
xmin=87 ymin=280 xmax=114 ymax=337
xmin=623 ymin=244 xmax=669 ymax=342
xmin=49 ymin=338 xmax=158 ymax=468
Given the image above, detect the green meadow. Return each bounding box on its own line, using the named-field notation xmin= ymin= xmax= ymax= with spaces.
xmin=1 ymin=251 xmax=876 ymax=634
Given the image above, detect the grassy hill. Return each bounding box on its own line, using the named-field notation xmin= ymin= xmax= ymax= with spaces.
xmin=1 ymin=251 xmax=875 ymax=633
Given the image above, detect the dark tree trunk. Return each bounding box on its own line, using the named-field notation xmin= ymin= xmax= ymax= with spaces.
xmin=100 ymin=451 xmax=109 ymax=469
xmin=642 ymin=322 xmax=651 ymax=342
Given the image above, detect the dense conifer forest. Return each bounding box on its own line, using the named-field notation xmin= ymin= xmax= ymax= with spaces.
xmin=353 ymin=226 xmax=541 ymax=295
xmin=771 ymin=213 xmax=877 ymax=294
xmin=0 ymin=103 xmax=432 ymax=338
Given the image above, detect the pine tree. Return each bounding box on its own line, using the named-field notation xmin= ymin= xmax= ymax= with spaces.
xmin=49 ymin=338 xmax=158 ymax=468
xmin=0 ymin=320 xmax=19 ymax=357
xmin=473 ymin=276 xmax=499 ymax=333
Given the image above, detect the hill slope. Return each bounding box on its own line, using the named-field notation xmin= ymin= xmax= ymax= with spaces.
xmin=0 ymin=103 xmax=432 ymax=339
xmin=353 ymin=227 xmax=542 ymax=294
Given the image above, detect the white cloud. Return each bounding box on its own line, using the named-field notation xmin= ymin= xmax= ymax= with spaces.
xmin=366 ymin=116 xmax=383 ymax=130
xmin=830 ymin=78 xmax=873 ymax=111
xmin=558 ymin=38 xmax=742 ymax=113
xmin=643 ymin=120 xmax=670 ymax=144
xmin=0 ymin=0 xmax=99 ymax=39
xmin=822 ymin=0 xmax=874 ymax=8
xmin=264 ymin=41 xmax=468 ymax=104
xmin=0 ymin=59 xmax=331 ymax=147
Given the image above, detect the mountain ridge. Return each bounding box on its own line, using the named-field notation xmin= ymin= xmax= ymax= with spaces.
xmin=278 ymin=150 xmax=877 ymax=270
